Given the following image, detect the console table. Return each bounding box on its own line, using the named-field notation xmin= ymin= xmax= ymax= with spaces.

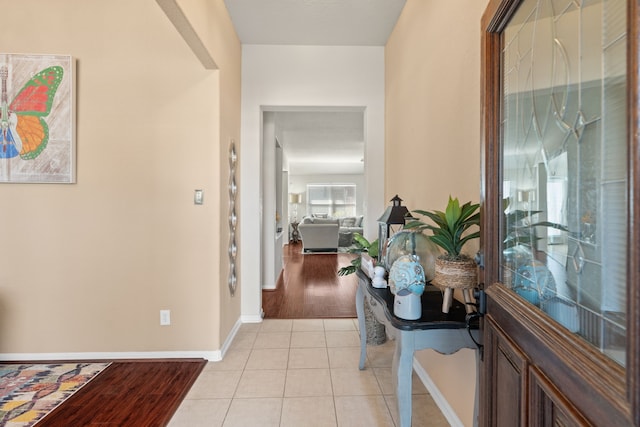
xmin=355 ymin=270 xmax=480 ymax=427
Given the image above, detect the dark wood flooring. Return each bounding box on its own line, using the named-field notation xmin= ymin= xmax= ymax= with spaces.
xmin=262 ymin=242 xmax=358 ymax=318
xmin=39 ymin=359 xmax=206 ymax=426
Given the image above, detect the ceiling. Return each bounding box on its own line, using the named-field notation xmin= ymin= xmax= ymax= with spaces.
xmin=274 ymin=109 xmax=365 ymax=175
xmin=224 ymin=0 xmax=406 ymax=46
xmin=224 ymin=0 xmax=406 ymax=175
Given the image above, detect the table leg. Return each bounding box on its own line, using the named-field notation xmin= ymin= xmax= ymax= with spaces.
xmin=462 ymin=288 xmax=474 ymax=314
xmin=393 ymin=330 xmax=414 ymax=427
xmin=442 ymin=287 xmax=453 ymax=313
xmin=355 ymin=283 xmax=367 ymax=370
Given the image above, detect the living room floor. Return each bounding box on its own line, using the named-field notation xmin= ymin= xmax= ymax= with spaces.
xmin=263 ymin=242 xmax=359 ymax=319
xmin=168 ymin=318 xmax=449 ymax=427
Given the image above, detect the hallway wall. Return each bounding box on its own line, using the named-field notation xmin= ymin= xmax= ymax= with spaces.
xmin=0 ymin=0 xmax=240 ymax=358
xmin=385 ymin=1 xmax=490 ymax=425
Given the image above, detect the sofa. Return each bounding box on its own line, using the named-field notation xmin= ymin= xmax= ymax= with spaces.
xmin=297 ymin=215 xmax=364 ymax=252
xmin=298 ymin=218 xmax=340 ymax=252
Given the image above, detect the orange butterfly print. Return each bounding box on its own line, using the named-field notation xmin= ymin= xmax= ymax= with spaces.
xmin=0 ymin=65 xmax=63 ymax=159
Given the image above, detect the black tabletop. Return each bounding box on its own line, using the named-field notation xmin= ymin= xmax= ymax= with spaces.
xmin=357 ymin=270 xmax=478 ymax=331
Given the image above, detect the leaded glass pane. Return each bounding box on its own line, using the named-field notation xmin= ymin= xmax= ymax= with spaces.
xmin=501 ymin=0 xmax=627 ymax=365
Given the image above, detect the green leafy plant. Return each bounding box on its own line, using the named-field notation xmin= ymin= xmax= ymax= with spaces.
xmin=405 ymin=196 xmax=480 ymax=260
xmin=503 ymin=198 xmax=569 ymax=250
xmin=337 ymin=233 xmax=379 ymax=276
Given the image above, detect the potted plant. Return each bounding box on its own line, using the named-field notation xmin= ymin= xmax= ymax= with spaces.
xmin=336 ymin=233 xmax=387 ymax=345
xmin=405 ymin=196 xmax=480 ymax=311
xmin=337 ymin=233 xmax=379 ymax=276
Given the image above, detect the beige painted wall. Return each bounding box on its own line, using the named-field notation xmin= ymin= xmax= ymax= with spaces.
xmin=177 ymin=0 xmax=243 ymax=351
xmin=385 ymin=1 xmax=489 ymax=425
xmin=386 ymin=0 xmax=487 ymax=215
xmin=0 ymin=0 xmax=240 ymax=356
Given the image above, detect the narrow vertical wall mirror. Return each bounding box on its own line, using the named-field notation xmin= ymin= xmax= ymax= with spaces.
xmin=228 ymin=140 xmax=238 ymax=296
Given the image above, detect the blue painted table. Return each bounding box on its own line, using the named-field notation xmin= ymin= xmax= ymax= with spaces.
xmin=355 ymin=270 xmax=480 ymax=427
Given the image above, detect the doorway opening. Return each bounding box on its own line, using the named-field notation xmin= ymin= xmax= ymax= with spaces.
xmin=261 ymin=106 xmax=366 ymax=318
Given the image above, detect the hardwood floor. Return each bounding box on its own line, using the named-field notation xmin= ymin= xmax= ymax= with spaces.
xmin=262 ymin=242 xmax=359 ymax=318
xmin=40 ymin=359 xmax=206 ymax=426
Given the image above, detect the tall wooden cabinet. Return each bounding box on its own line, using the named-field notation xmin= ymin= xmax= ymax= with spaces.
xmin=479 ymin=0 xmax=639 ymax=425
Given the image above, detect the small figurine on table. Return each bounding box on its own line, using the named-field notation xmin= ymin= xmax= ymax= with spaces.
xmin=372 ymin=266 xmax=387 ymax=288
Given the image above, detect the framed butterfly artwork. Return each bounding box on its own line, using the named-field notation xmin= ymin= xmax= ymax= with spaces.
xmin=0 ymin=54 xmax=75 ymax=183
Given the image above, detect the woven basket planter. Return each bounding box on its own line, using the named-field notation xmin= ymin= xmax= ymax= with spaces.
xmin=432 ymin=257 xmax=478 ymax=290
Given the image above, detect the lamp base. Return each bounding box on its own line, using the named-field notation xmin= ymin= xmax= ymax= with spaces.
xmin=393 ymin=293 xmax=421 ymax=320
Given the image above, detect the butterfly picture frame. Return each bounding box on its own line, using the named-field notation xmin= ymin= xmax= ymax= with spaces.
xmin=0 ymin=54 xmax=75 ymax=183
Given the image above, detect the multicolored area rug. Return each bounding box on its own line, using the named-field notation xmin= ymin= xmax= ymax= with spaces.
xmin=0 ymin=363 xmax=109 ymax=427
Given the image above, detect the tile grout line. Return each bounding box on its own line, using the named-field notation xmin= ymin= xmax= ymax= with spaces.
xmin=325 ymin=323 xmax=341 ymax=427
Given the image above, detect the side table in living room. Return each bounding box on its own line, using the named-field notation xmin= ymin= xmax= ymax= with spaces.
xmin=338 ymin=230 xmax=353 ymax=247
xmin=290 ymin=222 xmax=300 ymax=243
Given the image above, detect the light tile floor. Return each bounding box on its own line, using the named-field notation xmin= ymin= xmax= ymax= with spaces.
xmin=169 ymin=318 xmax=450 ymax=427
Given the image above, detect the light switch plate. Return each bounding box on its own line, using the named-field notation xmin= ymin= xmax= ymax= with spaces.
xmin=160 ymin=309 xmax=171 ymax=326
xmin=194 ymin=189 xmax=204 ymax=205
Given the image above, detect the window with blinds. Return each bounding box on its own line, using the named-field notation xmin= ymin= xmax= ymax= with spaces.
xmin=306 ymin=184 xmax=356 ymax=217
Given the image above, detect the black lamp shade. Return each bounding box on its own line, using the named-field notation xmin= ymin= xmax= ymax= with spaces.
xmin=377 ymin=195 xmax=410 ymax=266
xmin=377 ymin=195 xmax=410 ymax=225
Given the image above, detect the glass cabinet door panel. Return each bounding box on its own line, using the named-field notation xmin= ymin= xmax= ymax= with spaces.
xmin=500 ymin=0 xmax=627 ymax=365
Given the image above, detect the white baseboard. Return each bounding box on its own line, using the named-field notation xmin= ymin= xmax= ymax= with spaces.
xmin=220 ymin=317 xmax=244 ymax=359
xmin=0 ymin=350 xmax=221 ymax=362
xmin=0 ymin=315 xmax=266 ymax=363
xmin=413 ymin=357 xmax=465 ymax=427
xmin=241 ymin=314 xmax=264 ymax=323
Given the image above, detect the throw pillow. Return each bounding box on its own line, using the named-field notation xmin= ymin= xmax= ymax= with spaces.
xmin=341 ymin=217 xmax=356 ymax=227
